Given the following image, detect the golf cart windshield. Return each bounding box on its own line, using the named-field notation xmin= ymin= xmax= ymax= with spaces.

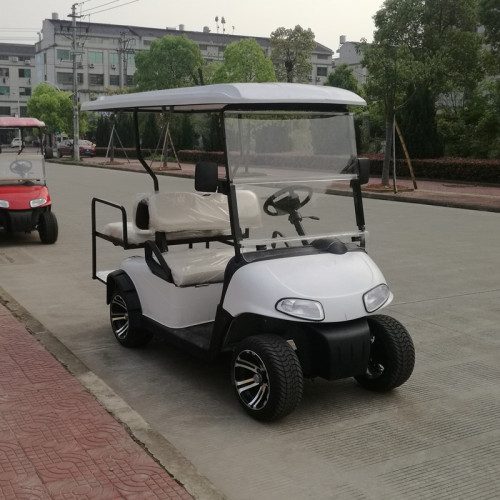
xmin=0 ymin=117 xmax=46 ymax=186
xmin=0 ymin=152 xmax=46 ymax=186
xmin=224 ymin=110 xmax=363 ymax=250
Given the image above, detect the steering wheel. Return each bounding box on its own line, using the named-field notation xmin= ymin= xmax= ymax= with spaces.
xmin=263 ymin=185 xmax=313 ymax=216
xmin=10 ymin=160 xmax=33 ymax=178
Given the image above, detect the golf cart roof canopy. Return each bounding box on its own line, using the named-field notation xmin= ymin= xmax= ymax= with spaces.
xmin=81 ymin=83 xmax=366 ymax=113
xmin=0 ymin=117 xmax=45 ymax=128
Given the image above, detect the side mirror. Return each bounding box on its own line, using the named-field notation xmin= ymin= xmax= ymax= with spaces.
xmin=195 ymin=161 xmax=219 ymax=192
xmin=357 ymin=158 xmax=370 ymax=185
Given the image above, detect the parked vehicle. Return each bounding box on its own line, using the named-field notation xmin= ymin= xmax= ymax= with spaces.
xmin=84 ymin=83 xmax=415 ymax=421
xmin=58 ymin=139 xmax=96 ymax=158
xmin=0 ymin=117 xmax=58 ymax=244
xmin=10 ymin=137 xmax=22 ymax=148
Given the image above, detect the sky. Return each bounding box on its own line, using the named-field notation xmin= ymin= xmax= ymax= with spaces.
xmin=2 ymin=0 xmax=384 ymax=52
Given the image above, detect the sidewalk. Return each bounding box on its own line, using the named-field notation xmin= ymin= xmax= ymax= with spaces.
xmin=0 ymin=300 xmax=194 ymax=499
xmin=74 ymin=156 xmax=500 ymax=213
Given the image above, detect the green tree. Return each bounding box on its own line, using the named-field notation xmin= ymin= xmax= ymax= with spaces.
xmin=134 ymin=35 xmax=203 ymax=91
xmin=363 ymin=0 xmax=483 ymax=182
xmin=95 ymin=114 xmax=111 ymax=148
xmin=479 ymin=0 xmax=500 ymax=49
xmin=270 ymin=26 xmax=316 ymax=83
xmin=212 ymin=38 xmax=276 ymax=83
xmin=141 ymin=113 xmax=160 ymax=150
xmin=26 ymin=83 xmax=73 ymax=136
xmin=479 ymin=0 xmax=500 ymax=73
xmin=325 ymin=63 xmax=362 ymax=94
xmin=363 ymin=39 xmax=419 ymax=183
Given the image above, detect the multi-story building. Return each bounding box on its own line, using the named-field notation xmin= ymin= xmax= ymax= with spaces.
xmin=0 ymin=43 xmax=35 ymax=117
xmin=333 ymin=37 xmax=367 ymax=86
xmin=34 ymin=13 xmax=334 ymax=104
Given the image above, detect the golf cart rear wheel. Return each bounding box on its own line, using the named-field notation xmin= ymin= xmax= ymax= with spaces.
xmin=38 ymin=211 xmax=58 ymax=244
xmin=109 ymin=288 xmax=152 ymax=348
xmin=355 ymin=315 xmax=415 ymax=392
xmin=231 ymin=335 xmax=303 ymax=421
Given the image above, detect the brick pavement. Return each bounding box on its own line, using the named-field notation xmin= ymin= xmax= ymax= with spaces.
xmin=0 ymin=303 xmax=193 ymax=499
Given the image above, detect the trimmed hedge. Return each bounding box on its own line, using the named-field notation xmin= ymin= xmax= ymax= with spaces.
xmin=95 ymin=148 xmax=500 ymax=184
xmin=365 ymin=156 xmax=500 ymax=184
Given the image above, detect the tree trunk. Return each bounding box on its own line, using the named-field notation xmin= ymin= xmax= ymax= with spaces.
xmin=382 ymin=113 xmax=394 ymax=186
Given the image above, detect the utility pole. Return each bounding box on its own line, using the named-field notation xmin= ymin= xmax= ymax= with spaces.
xmin=69 ymin=3 xmax=80 ymax=161
xmin=118 ymin=32 xmax=135 ymax=90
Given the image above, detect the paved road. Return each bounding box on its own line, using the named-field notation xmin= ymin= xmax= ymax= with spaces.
xmin=1 ymin=161 xmax=500 ymax=499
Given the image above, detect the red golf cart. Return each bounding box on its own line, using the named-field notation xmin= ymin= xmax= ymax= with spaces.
xmin=0 ymin=117 xmax=58 ymax=244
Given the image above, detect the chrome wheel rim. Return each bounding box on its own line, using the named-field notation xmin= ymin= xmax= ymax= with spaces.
xmin=233 ymin=350 xmax=270 ymax=411
xmin=110 ymin=295 xmax=129 ymax=339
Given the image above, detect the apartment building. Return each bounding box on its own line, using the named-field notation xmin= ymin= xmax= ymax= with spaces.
xmin=0 ymin=43 xmax=35 ymax=118
xmin=333 ymin=37 xmax=367 ymax=86
xmin=34 ymin=13 xmax=334 ymax=104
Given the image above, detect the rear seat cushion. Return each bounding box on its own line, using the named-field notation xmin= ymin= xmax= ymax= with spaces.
xmin=102 ymin=222 xmax=153 ymax=245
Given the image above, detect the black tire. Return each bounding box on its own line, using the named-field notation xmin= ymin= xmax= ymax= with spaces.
xmin=231 ymin=335 xmax=303 ymax=421
xmin=355 ymin=315 xmax=415 ymax=392
xmin=109 ymin=287 xmax=152 ymax=348
xmin=38 ymin=211 xmax=58 ymax=244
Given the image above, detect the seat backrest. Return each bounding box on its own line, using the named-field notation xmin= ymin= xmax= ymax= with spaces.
xmin=148 ymin=191 xmax=262 ymax=234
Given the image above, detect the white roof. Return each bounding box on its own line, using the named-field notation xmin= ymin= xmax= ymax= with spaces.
xmin=82 ymin=83 xmax=366 ymax=112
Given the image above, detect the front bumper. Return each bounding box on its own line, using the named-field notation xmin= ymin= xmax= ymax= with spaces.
xmin=0 ymin=208 xmax=43 ymax=232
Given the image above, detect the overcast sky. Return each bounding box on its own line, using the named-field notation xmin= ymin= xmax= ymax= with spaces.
xmin=3 ymin=0 xmax=384 ymax=51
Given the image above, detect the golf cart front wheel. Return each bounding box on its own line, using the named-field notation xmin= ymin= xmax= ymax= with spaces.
xmin=231 ymin=335 xmax=303 ymax=421
xmin=355 ymin=315 xmax=415 ymax=392
xmin=109 ymin=287 xmax=152 ymax=348
xmin=38 ymin=211 xmax=58 ymax=244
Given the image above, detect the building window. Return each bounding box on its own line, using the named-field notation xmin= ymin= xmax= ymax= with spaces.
xmin=57 ymin=72 xmax=73 ymax=85
xmin=109 ymin=74 xmax=120 ymax=86
xmin=57 ymin=49 xmax=71 ymax=61
xmin=0 ymin=106 xmax=10 ymax=115
xmin=0 ymin=68 xmax=9 ymax=77
xmin=316 ymin=67 xmax=328 ymax=77
xmin=19 ymin=87 xmax=31 ymax=96
xmin=199 ymin=45 xmax=207 ymax=51
xmin=89 ymin=74 xmax=104 ymax=85
xmin=88 ymin=51 xmax=103 ymax=64
xmin=19 ymin=68 xmax=31 ymax=78
xmin=316 ymin=54 xmax=329 ymax=60
xmin=0 ymin=86 xmax=9 ymax=96
xmin=126 ymin=75 xmax=134 ymax=86
xmin=109 ymin=52 xmax=119 ymax=66
xmin=126 ymin=53 xmax=135 ymax=65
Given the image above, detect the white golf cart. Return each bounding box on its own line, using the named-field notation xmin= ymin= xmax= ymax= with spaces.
xmin=84 ymin=83 xmax=415 ymax=421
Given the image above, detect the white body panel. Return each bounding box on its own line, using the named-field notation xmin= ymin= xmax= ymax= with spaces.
xmin=121 ymin=250 xmax=391 ymax=329
xmin=222 ymin=252 xmax=392 ymax=323
xmin=121 ymin=256 xmax=223 ymax=328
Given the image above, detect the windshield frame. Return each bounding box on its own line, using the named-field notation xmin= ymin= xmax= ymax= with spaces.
xmin=221 ymin=108 xmax=366 ymax=252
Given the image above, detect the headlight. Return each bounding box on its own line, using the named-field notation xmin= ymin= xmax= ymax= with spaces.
xmin=363 ymin=284 xmax=391 ymax=313
xmin=0 ymin=200 xmax=9 ymax=208
xmin=30 ymin=198 xmax=47 ymax=208
xmin=276 ymin=298 xmax=325 ymax=321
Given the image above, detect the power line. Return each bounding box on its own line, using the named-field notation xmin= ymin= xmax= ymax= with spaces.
xmin=80 ymin=0 xmax=123 ymax=14
xmin=82 ymin=0 xmax=139 ymax=17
